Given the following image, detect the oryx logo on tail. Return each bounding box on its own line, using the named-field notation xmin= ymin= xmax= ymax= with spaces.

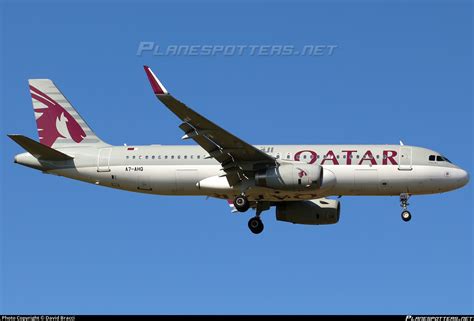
xmin=30 ymin=85 xmax=86 ymax=147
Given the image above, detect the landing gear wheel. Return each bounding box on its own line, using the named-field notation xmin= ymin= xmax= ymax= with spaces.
xmin=248 ymin=217 xmax=264 ymax=234
xmin=399 ymin=193 xmax=412 ymax=222
xmin=401 ymin=210 xmax=412 ymax=222
xmin=234 ymin=195 xmax=250 ymax=212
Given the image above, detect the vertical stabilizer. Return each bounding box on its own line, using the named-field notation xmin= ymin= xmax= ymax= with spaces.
xmin=29 ymin=79 xmax=108 ymax=148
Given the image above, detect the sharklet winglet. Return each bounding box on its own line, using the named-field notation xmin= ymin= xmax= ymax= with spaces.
xmin=143 ymin=66 xmax=168 ymax=95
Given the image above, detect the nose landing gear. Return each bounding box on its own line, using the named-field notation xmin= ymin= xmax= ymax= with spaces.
xmin=400 ymin=193 xmax=412 ymax=222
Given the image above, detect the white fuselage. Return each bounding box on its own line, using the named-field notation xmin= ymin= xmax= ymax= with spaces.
xmin=16 ymin=144 xmax=469 ymax=202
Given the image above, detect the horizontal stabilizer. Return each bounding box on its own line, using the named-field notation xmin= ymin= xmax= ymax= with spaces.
xmin=8 ymin=134 xmax=73 ymax=161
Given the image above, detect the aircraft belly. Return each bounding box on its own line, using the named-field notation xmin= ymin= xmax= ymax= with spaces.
xmin=326 ymin=165 xmax=453 ymax=196
xmin=49 ymin=165 xmax=221 ymax=195
xmin=328 ymin=165 xmax=444 ymax=196
xmin=49 ymin=164 xmax=455 ymax=199
xmin=134 ymin=165 xmax=219 ymax=195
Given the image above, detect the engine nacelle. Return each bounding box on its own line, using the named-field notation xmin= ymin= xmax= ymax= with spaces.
xmin=255 ymin=163 xmax=322 ymax=190
xmin=276 ymin=198 xmax=340 ymax=225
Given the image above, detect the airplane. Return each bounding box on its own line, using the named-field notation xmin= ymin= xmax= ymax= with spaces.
xmin=9 ymin=66 xmax=469 ymax=234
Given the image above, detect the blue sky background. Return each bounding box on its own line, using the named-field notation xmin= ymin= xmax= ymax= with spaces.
xmin=1 ymin=0 xmax=472 ymax=315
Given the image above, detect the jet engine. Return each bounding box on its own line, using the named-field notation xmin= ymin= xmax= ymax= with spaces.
xmin=255 ymin=163 xmax=321 ymax=190
xmin=275 ymin=198 xmax=340 ymax=225
xmin=255 ymin=163 xmax=336 ymax=191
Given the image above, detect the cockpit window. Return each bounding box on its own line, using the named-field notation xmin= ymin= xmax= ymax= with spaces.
xmin=429 ymin=154 xmax=452 ymax=163
xmin=436 ymin=156 xmax=451 ymax=163
xmin=436 ymin=155 xmax=452 ymax=163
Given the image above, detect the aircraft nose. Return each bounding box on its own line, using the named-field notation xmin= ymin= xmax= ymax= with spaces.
xmin=460 ymin=169 xmax=469 ymax=186
xmin=453 ymin=168 xmax=469 ymax=188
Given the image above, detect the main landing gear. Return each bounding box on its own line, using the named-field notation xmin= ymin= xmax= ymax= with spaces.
xmin=247 ymin=201 xmax=270 ymax=234
xmin=233 ymin=194 xmax=250 ymax=212
xmin=232 ymin=195 xmax=268 ymax=234
xmin=400 ymin=193 xmax=412 ymax=222
xmin=248 ymin=215 xmax=264 ymax=234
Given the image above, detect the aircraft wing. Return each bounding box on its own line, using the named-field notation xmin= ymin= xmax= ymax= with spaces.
xmin=143 ymin=66 xmax=276 ymax=186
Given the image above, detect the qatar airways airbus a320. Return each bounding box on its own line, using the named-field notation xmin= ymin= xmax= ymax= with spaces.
xmin=9 ymin=66 xmax=469 ymax=234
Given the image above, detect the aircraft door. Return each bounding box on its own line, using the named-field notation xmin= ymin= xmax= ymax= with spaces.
xmin=97 ymin=148 xmax=112 ymax=172
xmin=398 ymin=147 xmax=412 ymax=171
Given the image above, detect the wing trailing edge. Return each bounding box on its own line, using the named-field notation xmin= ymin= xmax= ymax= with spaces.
xmin=143 ymin=65 xmax=276 ymax=186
